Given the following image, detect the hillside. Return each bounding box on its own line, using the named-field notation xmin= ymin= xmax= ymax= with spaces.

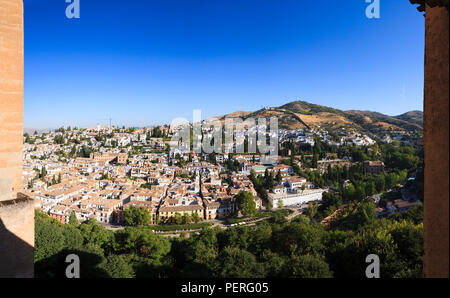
xmin=213 ymin=100 xmax=423 ymax=132
xmin=23 ymin=127 xmax=53 ymax=134
xmin=393 ymin=111 xmax=423 ymax=127
xmin=280 ymin=101 xmax=345 ymax=116
xmin=214 ymin=111 xmax=252 ymax=121
xmin=344 ymin=110 xmax=423 ymax=132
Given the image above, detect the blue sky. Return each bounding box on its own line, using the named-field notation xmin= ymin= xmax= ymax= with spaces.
xmin=24 ymin=0 xmax=425 ymax=129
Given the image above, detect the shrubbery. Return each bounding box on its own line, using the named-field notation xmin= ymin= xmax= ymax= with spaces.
xmin=35 ymin=205 xmax=423 ymax=278
xmin=146 ymin=222 xmax=212 ymax=231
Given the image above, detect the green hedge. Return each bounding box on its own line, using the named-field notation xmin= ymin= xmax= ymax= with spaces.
xmin=271 ymin=209 xmax=292 ymax=218
xmin=226 ymin=212 xmax=271 ymax=224
xmin=147 ymin=222 xmax=212 ymax=231
xmin=255 ymin=212 xmax=271 ymax=218
xmin=226 ymin=218 xmax=245 ymax=224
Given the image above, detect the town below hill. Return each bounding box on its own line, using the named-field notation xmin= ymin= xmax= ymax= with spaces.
xmin=28 ymin=105 xmax=423 ymax=278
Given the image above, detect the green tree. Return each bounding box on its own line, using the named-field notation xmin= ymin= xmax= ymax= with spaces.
xmin=40 ymin=166 xmax=47 ymax=178
xmin=334 ymin=226 xmax=399 ymax=278
xmin=260 ymin=250 xmax=287 ymax=277
xmin=235 ymin=191 xmax=257 ymax=217
xmin=79 ymin=219 xmax=115 ymax=253
xmin=288 ymin=254 xmax=333 ymax=278
xmin=312 ymin=154 xmax=319 ymax=168
xmin=99 ymin=255 xmax=135 ymax=278
xmin=385 ymin=220 xmax=423 ymax=271
xmin=174 ymin=212 xmax=183 ymax=225
xmin=351 ymin=200 xmax=377 ymax=229
xmin=124 ymin=206 xmax=150 ymax=226
xmin=364 ymin=182 xmax=376 ymax=197
xmin=70 ymin=145 xmax=77 ymax=157
xmin=182 ymin=213 xmax=191 ymax=224
xmin=215 ymin=246 xmax=265 ymax=278
xmin=184 ymin=228 xmax=220 ymax=275
xmin=305 ymin=202 xmax=318 ymax=219
xmin=277 ymin=198 xmax=283 ymax=209
xmin=34 ymin=211 xmax=65 ymax=263
xmin=266 ymin=200 xmax=273 ymax=211
xmin=276 ymin=170 xmax=282 ymax=183
xmin=61 ymin=224 xmax=84 ymax=250
xmin=68 ymin=211 xmax=78 ymax=227
xmin=191 ymin=212 xmax=201 ymax=223
xmin=114 ymin=227 xmax=171 ymax=262
xmin=272 ymin=221 xmax=325 ymax=256
xmin=54 ymin=134 xmax=65 ymax=144
xmin=355 ymin=185 xmax=366 ymax=201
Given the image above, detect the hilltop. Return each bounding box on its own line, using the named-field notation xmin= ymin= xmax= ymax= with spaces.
xmin=393 ymin=111 xmax=423 ymax=127
xmin=211 ymin=100 xmax=423 ymax=132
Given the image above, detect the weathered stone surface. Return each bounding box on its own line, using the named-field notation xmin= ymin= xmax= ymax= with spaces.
xmin=0 ymin=0 xmax=23 ymax=198
xmin=0 ymin=194 xmax=34 ymax=278
xmin=0 ymin=0 xmax=32 ymax=278
xmin=423 ymin=4 xmax=449 ymax=278
xmin=410 ymin=0 xmax=449 ymax=12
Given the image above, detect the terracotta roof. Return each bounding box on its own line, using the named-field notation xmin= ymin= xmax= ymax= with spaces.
xmin=204 ymin=200 xmax=221 ymax=208
xmin=394 ymin=199 xmax=419 ymax=209
xmin=159 ymin=204 xmax=204 ymax=212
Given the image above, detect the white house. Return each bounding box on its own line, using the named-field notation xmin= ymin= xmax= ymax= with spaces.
xmin=269 ymin=188 xmax=325 ymax=208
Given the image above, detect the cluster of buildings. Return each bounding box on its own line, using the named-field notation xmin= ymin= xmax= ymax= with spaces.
xmin=317 ymin=158 xmax=355 ymax=173
xmin=24 ymin=126 xmax=325 ymax=225
xmin=23 ymin=122 xmax=403 ymax=226
xmin=363 ymin=160 xmax=385 ymax=174
xmin=381 ymin=130 xmax=423 ymax=146
xmin=375 ymin=197 xmax=421 ymax=217
xmin=278 ymin=128 xmax=377 ymax=147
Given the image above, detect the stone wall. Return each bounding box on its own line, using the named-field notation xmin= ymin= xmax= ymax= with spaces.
xmin=423 ymin=3 xmax=449 ymax=278
xmin=0 ymin=195 xmax=34 ymax=277
xmin=0 ymin=0 xmax=24 ymax=202
xmin=0 ymin=0 xmax=33 ymax=278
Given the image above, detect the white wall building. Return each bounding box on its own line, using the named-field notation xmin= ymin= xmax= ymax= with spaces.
xmin=269 ymin=188 xmax=325 ymax=207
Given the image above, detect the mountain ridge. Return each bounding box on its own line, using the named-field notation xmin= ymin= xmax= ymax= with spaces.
xmin=211 ymin=100 xmax=423 ymax=132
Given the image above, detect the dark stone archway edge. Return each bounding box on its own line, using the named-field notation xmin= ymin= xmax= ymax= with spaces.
xmin=410 ymin=0 xmax=449 ymax=12
xmin=413 ymin=0 xmax=449 ymax=278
